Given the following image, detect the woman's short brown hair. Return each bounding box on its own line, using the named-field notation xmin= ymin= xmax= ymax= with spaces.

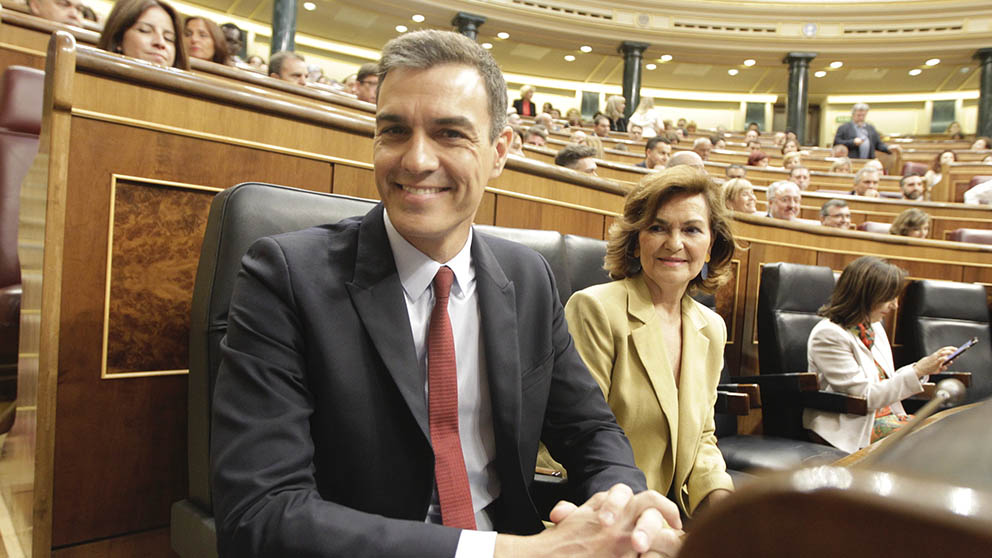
xmin=889 ymin=208 xmax=931 ymax=236
xmin=604 ymin=166 xmax=736 ymax=294
xmin=98 ymin=0 xmax=189 ymax=70
xmin=184 ymin=16 xmax=231 ymax=65
xmin=820 ymin=256 xmax=906 ymax=328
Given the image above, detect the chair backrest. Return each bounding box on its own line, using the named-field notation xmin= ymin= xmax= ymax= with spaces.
xmin=0 ymin=66 xmax=44 ymax=289
xmin=897 ymin=279 xmax=992 ymax=404
xmin=900 ymin=161 xmax=928 ymax=177
xmin=858 ymin=221 xmax=892 ymax=234
xmin=757 ymin=262 xmax=836 ymax=374
xmin=947 ymin=228 xmax=992 ymax=246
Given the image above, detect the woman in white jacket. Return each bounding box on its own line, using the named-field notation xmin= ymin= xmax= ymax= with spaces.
xmin=804 ymin=256 xmax=955 ymax=453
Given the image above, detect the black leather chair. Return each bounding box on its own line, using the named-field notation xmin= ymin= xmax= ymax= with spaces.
xmin=897 ymin=279 xmax=991 ymax=404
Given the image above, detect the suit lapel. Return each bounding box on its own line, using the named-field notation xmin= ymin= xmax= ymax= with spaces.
xmin=345 ymin=205 xmax=429 ymax=439
xmin=674 ymin=298 xmax=710 ymax=498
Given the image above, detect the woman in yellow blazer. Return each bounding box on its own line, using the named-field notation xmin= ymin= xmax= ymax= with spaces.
xmin=567 ymin=166 xmax=737 ymax=516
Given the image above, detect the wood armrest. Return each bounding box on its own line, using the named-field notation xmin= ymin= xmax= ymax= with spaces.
xmin=729 ymin=372 xmax=818 ymax=393
xmin=930 ymin=372 xmax=971 ymax=387
xmin=715 ymin=390 xmax=750 ymax=415
xmin=718 ymin=383 xmax=761 ymax=408
xmin=799 ymin=390 xmax=868 ymax=415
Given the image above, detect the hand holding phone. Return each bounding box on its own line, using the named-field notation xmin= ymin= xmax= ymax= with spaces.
xmin=944 ymin=337 xmax=979 ymax=366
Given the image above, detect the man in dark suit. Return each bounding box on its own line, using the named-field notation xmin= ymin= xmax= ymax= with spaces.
xmin=211 ymin=29 xmax=682 ymax=558
xmin=833 ymin=102 xmax=902 ymax=160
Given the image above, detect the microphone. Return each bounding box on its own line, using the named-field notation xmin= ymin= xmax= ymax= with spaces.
xmin=857 ymin=378 xmax=965 ymax=466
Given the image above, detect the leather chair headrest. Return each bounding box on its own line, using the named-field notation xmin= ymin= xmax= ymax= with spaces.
xmin=858 ymin=221 xmax=892 ymax=234
xmin=901 ymin=280 xmax=990 ymax=324
xmin=0 ymin=66 xmax=45 ymax=135
xmin=760 ymin=262 xmax=835 ymax=313
xmin=948 ymin=228 xmax=992 ymax=246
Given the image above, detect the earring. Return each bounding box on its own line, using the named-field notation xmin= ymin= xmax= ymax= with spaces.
xmin=705 ymin=253 xmax=711 ymax=263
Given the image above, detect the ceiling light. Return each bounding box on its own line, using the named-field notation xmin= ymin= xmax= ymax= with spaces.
xmin=411 ymin=14 xmax=425 ymax=23
xmin=481 ymin=42 xmax=493 ymax=49
xmin=497 ymin=32 xmax=510 ymax=39
xmin=909 ymin=68 xmax=922 ymax=76
xmin=814 ymin=70 xmax=826 ymax=78
xmin=395 ymin=25 xmax=407 ymax=33
xmin=659 ymin=54 xmax=673 ymax=62
xmin=302 ymin=1 xmax=316 ymax=10
xmin=564 ymin=55 xmax=576 ymax=62
xmin=728 ymin=69 xmax=739 ymax=76
xmin=645 ymin=63 xmax=657 ymax=70
xmin=830 ymin=61 xmax=843 ymax=69
xmin=743 ymin=59 xmax=756 ymax=67
xmin=580 ymin=45 xmax=592 ymax=53
xmin=961 ymin=67 xmax=970 ymax=73
xmin=925 ymin=58 xmax=940 ymax=66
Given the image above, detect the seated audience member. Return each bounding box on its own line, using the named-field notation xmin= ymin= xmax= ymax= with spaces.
xmin=605 ymin=95 xmax=628 ymax=132
xmin=629 ymin=97 xmax=661 ymax=136
xmin=666 ymin=150 xmax=704 ymax=170
xmin=593 ymin=115 xmax=612 ymax=138
xmin=674 ymin=128 xmax=686 ymax=140
xmin=820 ymin=199 xmax=851 ymax=229
xmin=781 ymin=139 xmax=799 ymax=155
xmin=662 ymin=119 xmax=674 ymax=132
xmin=565 ymin=108 xmax=583 ymax=128
xmin=685 ymin=121 xmax=698 ymax=133
xmin=507 ymin=112 xmax=522 ymax=127
xmin=184 ymin=16 xmax=230 ymax=65
xmin=354 ymin=63 xmax=379 ymax=104
xmin=890 ymin=208 xmax=931 ymax=238
xmin=833 ymin=102 xmax=901 ymax=159
xmin=899 ymin=174 xmax=924 ymax=201
xmin=747 ymin=151 xmax=769 ymax=168
xmin=851 ymin=167 xmax=880 ymax=197
xmin=766 ymin=180 xmax=801 ymax=221
xmin=831 ymin=144 xmax=849 ymax=157
xmin=28 ymin=0 xmax=84 ymax=26
xmin=972 ymin=136 xmax=991 ymax=150
xmin=585 ymin=135 xmax=606 ymax=159
xmin=534 ymin=112 xmax=554 ymax=130
xmin=805 ymin=256 xmax=954 ymax=453
xmin=923 ymin=150 xmax=955 ymax=198
xmin=790 ymin=166 xmax=811 ymax=191
xmin=220 ymin=22 xmax=244 ymax=63
xmin=98 ymin=0 xmax=188 ymax=70
xmin=211 ymin=29 xmax=683 ymax=558
xmin=747 ymin=121 xmax=760 ymax=132
xmin=246 ymin=54 xmax=266 ymax=72
xmin=963 ymin=177 xmax=992 ymax=205
xmin=524 ymin=125 xmax=548 ymax=147
xmin=726 ymin=164 xmax=746 ymax=180
xmin=342 ymin=73 xmax=358 ymax=94
xmin=785 ymin=129 xmax=798 ymax=144
xmin=554 ymin=144 xmax=598 ymax=175
xmin=628 ymin=124 xmax=644 ymax=143
xmin=723 ymin=178 xmax=757 ymax=214
xmin=512 ymin=85 xmax=537 ymax=117
xmin=542 ymin=101 xmax=555 ymax=114
xmin=549 ymin=108 xmax=562 ymax=120
xmin=637 ymin=137 xmax=672 ymax=169
xmin=744 ymin=129 xmax=759 ymax=143
xmin=570 ymin=130 xmax=588 ymax=145
xmin=269 ymin=51 xmax=307 ymax=86
xmin=945 ymin=121 xmax=964 ymax=139
xmin=692 ymin=137 xmax=713 ymax=161
xmin=508 ymin=128 xmax=525 ymax=157
xmin=830 ymin=157 xmax=853 ymax=174
xmin=712 ymin=136 xmax=726 ymax=150
xmin=560 ymin=166 xmax=735 ymax=517
xmin=773 ymin=131 xmax=786 ymax=147
xmin=677 ymin=117 xmax=687 ymax=128
xmin=747 ymin=139 xmax=762 ymax=154
xmin=783 ymin=152 xmax=802 ymax=171
xmin=862 ymin=159 xmax=885 ymax=174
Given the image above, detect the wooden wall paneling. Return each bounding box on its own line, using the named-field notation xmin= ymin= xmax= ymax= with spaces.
xmin=492 ymin=195 xmax=606 ymax=239
xmin=477 ymin=192 xmax=496 ymax=225
xmin=331 ymin=163 xmax=377 ymax=199
xmin=494 ymin=166 xmax=627 ymax=214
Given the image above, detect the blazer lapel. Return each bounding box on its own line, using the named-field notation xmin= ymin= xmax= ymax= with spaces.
xmin=626 ymin=277 xmax=680 ymax=455
xmin=674 ymin=298 xmax=710 ymax=497
xmin=345 ymin=205 xmax=429 ymax=440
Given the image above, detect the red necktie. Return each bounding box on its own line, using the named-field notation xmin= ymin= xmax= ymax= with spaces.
xmin=428 ymin=266 xmax=476 ymax=529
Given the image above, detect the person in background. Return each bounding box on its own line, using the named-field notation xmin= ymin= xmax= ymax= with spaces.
xmin=747 ymin=139 xmax=762 ymax=154
xmin=889 ymin=208 xmax=931 ymax=238
xmin=593 ymin=115 xmax=611 ymax=138
xmin=725 ymin=164 xmax=746 ymax=180
xmin=542 ymin=101 xmax=554 ymax=114
xmin=353 ymin=63 xmax=379 ymax=104
xmin=899 ymin=174 xmax=925 ymax=201
xmin=805 ymin=256 xmax=954 ymax=453
xmin=184 ymin=16 xmax=230 ymax=65
xmin=830 ymin=157 xmax=853 ymax=174
xmin=712 ymin=136 xmax=726 ymax=150
xmin=512 ymin=85 xmax=537 ymax=117
xmin=524 ymin=125 xmax=548 ymax=147
xmin=585 ymin=135 xmax=606 ymax=159
xmin=685 ymin=121 xmax=697 ymax=133
xmin=972 ymin=137 xmax=991 ymax=150
xmin=783 ymin=152 xmax=802 ymax=171
xmin=747 ymin=151 xmax=769 ymax=168
xmin=629 ymin=124 xmax=644 ymax=143
xmin=923 ymin=150 xmax=956 ymax=199
xmin=790 ymin=166 xmax=811 ymax=191
xmin=570 ymin=129 xmax=588 ymax=146
xmin=963 ymin=176 xmax=992 ymax=205
xmin=851 ymin=167 xmax=880 ymax=197
xmin=629 ymin=97 xmax=661 ymax=136
xmin=692 ymin=137 xmax=713 ymax=161
xmin=832 ymin=144 xmax=850 ymax=158
xmin=554 ymin=144 xmax=598 ymax=175
xmin=28 ymin=0 xmax=84 ymax=26
xmin=666 ymin=151 xmax=704 ymax=170
xmin=605 ymin=95 xmax=628 ymax=132
xmin=820 ymin=199 xmax=852 ymax=229
xmin=220 ymin=22 xmax=244 ymax=63
xmin=637 ymin=136 xmax=672 ymax=170
xmin=723 ymin=177 xmax=757 ymax=214
xmin=508 ymin=128 xmax=525 ymax=157
xmin=246 ymin=54 xmax=266 ymax=72
xmin=98 ymin=0 xmax=188 ymax=69
xmin=766 ymin=180 xmax=802 ymax=221
xmin=781 ymin=139 xmax=799 ymax=155
xmin=833 ymin=103 xmax=901 ymax=159
xmin=945 ymin=121 xmax=964 ymax=139
xmin=565 ymin=108 xmax=583 ymax=128
xmin=268 ymin=51 xmax=307 ymax=86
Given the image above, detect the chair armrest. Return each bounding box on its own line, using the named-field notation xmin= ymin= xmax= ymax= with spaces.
xmin=718 ymin=383 xmax=761 ymax=408
xmin=715 ymin=390 xmax=750 ymax=416
xmin=729 ymin=372 xmax=818 ymax=393
xmin=930 ymin=372 xmax=971 ymax=387
xmin=799 ymin=390 xmax=868 ymax=415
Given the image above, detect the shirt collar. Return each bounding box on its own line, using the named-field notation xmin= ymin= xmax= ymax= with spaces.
xmin=383 ymin=208 xmax=475 ymax=300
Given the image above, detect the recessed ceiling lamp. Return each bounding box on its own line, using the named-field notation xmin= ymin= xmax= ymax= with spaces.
xmin=743 ymin=59 xmax=756 ymax=67
xmin=909 ymin=69 xmax=922 ymax=76
xmin=481 ymin=42 xmax=493 ymax=49
xmin=564 ymin=55 xmax=576 ymax=62
xmin=814 ymin=70 xmax=826 ymax=78
xmin=411 ymin=14 xmax=425 ymax=23
xmin=497 ymin=32 xmax=510 ymax=39
xmin=645 ymin=63 xmax=657 ymax=70
xmin=580 ymin=45 xmax=592 ymax=53
xmin=302 ymin=2 xmax=316 ymax=11
xmin=395 ymin=25 xmax=408 ymax=33
xmin=728 ymin=69 xmax=739 ymax=76
xmin=659 ymin=54 xmax=673 ymax=62
xmin=829 ymin=61 xmax=843 ymax=69
xmin=925 ymin=58 xmax=941 ymax=66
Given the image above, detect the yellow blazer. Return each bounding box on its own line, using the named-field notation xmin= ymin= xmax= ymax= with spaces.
xmin=564 ymin=275 xmax=734 ymax=515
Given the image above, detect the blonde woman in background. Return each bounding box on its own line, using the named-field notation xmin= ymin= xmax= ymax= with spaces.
xmin=605 ymin=95 xmax=628 ymax=132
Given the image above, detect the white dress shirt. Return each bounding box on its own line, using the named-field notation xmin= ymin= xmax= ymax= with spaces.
xmin=383 ymin=210 xmax=499 ymax=557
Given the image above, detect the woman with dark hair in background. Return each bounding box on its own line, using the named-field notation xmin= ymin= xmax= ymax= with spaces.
xmin=889 ymin=208 xmax=931 ymax=238
xmin=98 ymin=0 xmax=188 ymax=69
xmin=184 ymin=16 xmax=231 ymax=65
xmin=923 ymin=149 xmax=956 ymax=198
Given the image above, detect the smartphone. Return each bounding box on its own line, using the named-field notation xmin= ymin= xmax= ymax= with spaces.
xmin=944 ymin=337 xmax=979 ymax=365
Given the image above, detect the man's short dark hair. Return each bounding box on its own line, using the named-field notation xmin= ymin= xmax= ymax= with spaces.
xmin=525 ymin=125 xmax=548 ymax=140
xmin=379 ymin=30 xmax=507 ymax=142
xmin=594 ymin=115 xmax=610 ymax=127
xmin=645 ymin=136 xmax=670 ymax=152
xmin=820 ymin=198 xmax=848 ymax=217
xmin=269 ymin=51 xmax=304 ymax=75
xmin=555 ymin=144 xmax=598 ymax=168
xmin=899 ymin=173 xmax=922 ymax=186
xmin=356 ymin=63 xmax=378 ymax=82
